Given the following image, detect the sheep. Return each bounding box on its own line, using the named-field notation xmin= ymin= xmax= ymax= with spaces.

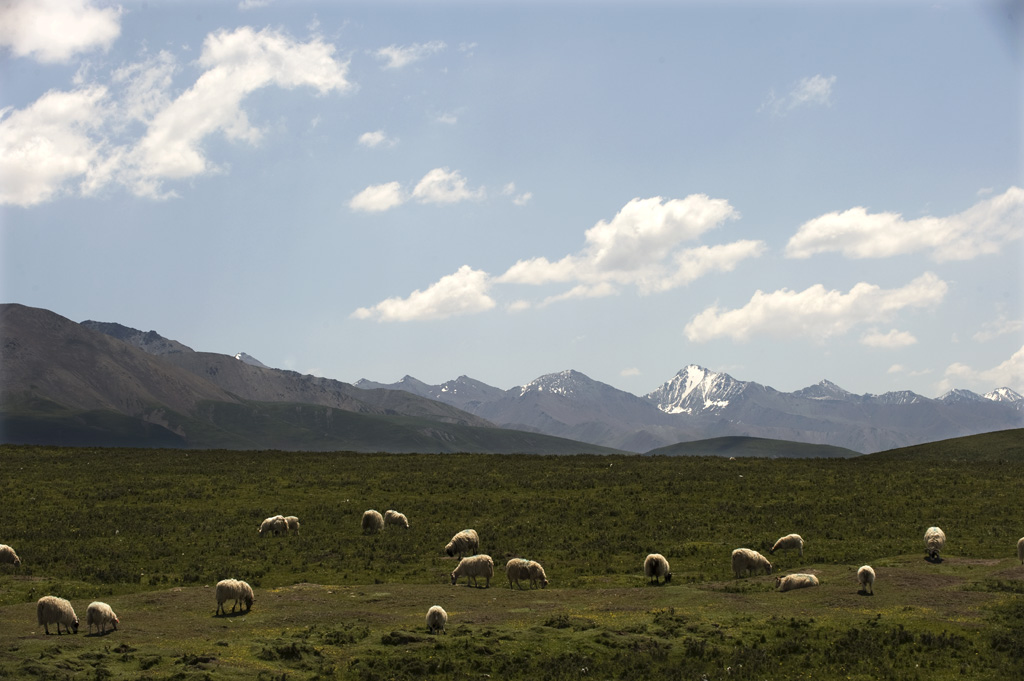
xmin=527 ymin=560 xmax=549 ymax=589
xmin=451 ymin=554 xmax=494 ymax=588
xmin=506 ymin=558 xmax=532 ymax=590
xmin=361 ymin=510 xmax=384 ymax=534
xmin=444 ymin=529 xmax=479 ymax=558
xmin=86 ymin=601 xmax=119 ymax=634
xmin=644 ymin=553 xmax=672 ymax=585
xmin=770 ymin=534 xmax=804 ymax=557
xmin=384 ymin=510 xmax=409 ymax=529
xmin=284 ymin=516 xmax=301 ymax=535
xmin=924 ymin=526 xmax=946 ymax=561
xmin=215 ymin=578 xmax=254 ymax=615
xmin=426 ymin=605 xmax=448 ymax=634
xmin=1018 ymin=536 xmax=1024 ymax=565
xmin=258 ymin=515 xmax=288 ymax=537
xmin=731 ymin=548 xmax=773 ymax=578
xmin=37 ymin=596 xmax=78 ymax=635
xmin=775 ymin=573 xmax=820 ymax=592
xmin=857 ymin=565 xmax=875 ymax=595
xmin=0 ymin=544 xmax=20 ymax=568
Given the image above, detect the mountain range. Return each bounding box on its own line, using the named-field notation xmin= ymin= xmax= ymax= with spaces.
xmin=355 ymin=367 xmax=1022 ymax=453
xmin=1 ymin=303 xmax=1019 ymax=454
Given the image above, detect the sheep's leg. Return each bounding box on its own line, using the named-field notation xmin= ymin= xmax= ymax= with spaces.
xmin=44 ymin=623 xmax=50 ymax=635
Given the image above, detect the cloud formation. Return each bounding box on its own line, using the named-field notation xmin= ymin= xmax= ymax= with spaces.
xmin=0 ymin=0 xmax=121 ymax=63
xmin=760 ymin=74 xmax=836 ymax=115
xmin=349 ymin=168 xmax=484 ymax=211
xmin=498 ymin=195 xmax=762 ymax=295
xmin=684 ymin=272 xmax=948 ymax=342
xmin=351 ymin=265 xmax=495 ymax=322
xmin=0 ymin=26 xmax=352 ymax=205
xmin=941 ymin=345 xmax=1024 ymax=394
xmin=860 ymin=328 xmax=918 ymax=348
xmin=785 ymin=187 xmax=1024 ymax=261
xmin=358 ymin=130 xmax=398 ymax=148
xmin=374 ymin=41 xmax=446 ymax=69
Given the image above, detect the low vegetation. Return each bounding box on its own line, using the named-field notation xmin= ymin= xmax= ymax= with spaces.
xmin=0 ymin=429 xmax=1021 ymax=679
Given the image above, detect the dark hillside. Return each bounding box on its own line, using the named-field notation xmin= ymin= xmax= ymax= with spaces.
xmin=644 ymin=435 xmax=858 ymax=458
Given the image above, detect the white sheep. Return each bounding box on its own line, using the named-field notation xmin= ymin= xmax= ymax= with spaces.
xmin=37 ymin=596 xmax=78 ymax=635
xmin=1018 ymin=536 xmax=1024 ymax=565
xmin=506 ymin=558 xmax=531 ymax=589
xmin=258 ymin=515 xmax=288 ymax=537
xmin=770 ymin=534 xmax=804 ymax=557
xmin=644 ymin=553 xmax=672 ymax=585
xmin=527 ymin=560 xmax=549 ymax=589
xmin=775 ymin=573 xmax=820 ymax=592
xmin=0 ymin=544 xmax=21 ymax=568
xmin=86 ymin=601 xmax=119 ymax=634
xmin=451 ymin=554 xmax=494 ymax=588
xmin=731 ymin=548 xmax=773 ymax=578
xmin=384 ymin=510 xmax=409 ymax=529
xmin=857 ymin=565 xmax=875 ymax=595
xmin=426 ymin=605 xmax=448 ymax=634
xmin=215 ymin=578 xmax=254 ymax=615
xmin=361 ymin=510 xmax=384 ymax=534
xmin=924 ymin=526 xmax=946 ymax=561
xmin=284 ymin=516 xmax=301 ymax=535
xmin=445 ymin=529 xmax=479 ymax=558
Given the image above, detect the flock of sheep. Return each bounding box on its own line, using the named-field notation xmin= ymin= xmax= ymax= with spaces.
xmin=6 ymin=518 xmax=1024 ymax=638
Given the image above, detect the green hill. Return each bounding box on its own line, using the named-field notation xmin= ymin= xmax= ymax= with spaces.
xmin=644 ymin=435 xmax=858 ymax=457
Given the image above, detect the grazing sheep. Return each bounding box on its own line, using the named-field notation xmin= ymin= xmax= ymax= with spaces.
xmin=857 ymin=565 xmax=875 ymax=594
xmin=37 ymin=596 xmax=78 ymax=635
xmin=451 ymin=554 xmax=494 ymax=588
xmin=0 ymin=544 xmax=20 ymax=568
xmin=775 ymin=573 xmax=820 ymax=592
xmin=731 ymin=548 xmax=773 ymax=578
xmin=527 ymin=560 xmax=549 ymax=589
xmin=770 ymin=534 xmax=804 ymax=557
xmin=384 ymin=510 xmax=409 ymax=529
xmin=644 ymin=553 xmax=672 ymax=585
xmin=215 ymin=579 xmax=254 ymax=615
xmin=506 ymin=558 xmax=532 ymax=590
xmin=445 ymin=529 xmax=479 ymax=558
xmin=284 ymin=516 xmax=301 ymax=535
xmin=361 ymin=510 xmax=384 ymax=534
xmin=259 ymin=515 xmax=288 ymax=537
xmin=1018 ymin=536 xmax=1024 ymax=565
xmin=924 ymin=526 xmax=946 ymax=561
xmin=426 ymin=605 xmax=448 ymax=634
xmin=86 ymin=601 xmax=119 ymax=634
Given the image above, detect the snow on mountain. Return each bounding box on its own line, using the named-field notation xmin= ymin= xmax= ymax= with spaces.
xmin=234 ymin=352 xmax=268 ymax=368
xmin=938 ymin=389 xmax=986 ymax=403
xmin=643 ymin=364 xmax=748 ymax=414
xmin=984 ymin=387 xmax=1023 ymax=403
xmin=517 ymin=369 xmax=601 ymax=398
xmin=870 ymin=390 xmax=927 ymax=406
xmin=793 ymin=379 xmax=856 ymax=401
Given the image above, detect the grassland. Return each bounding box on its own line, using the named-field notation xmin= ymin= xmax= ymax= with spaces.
xmin=0 ymin=429 xmax=1022 ymax=680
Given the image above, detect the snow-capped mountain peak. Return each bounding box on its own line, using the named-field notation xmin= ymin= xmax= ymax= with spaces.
xmin=938 ymin=388 xmax=985 ymax=403
xmin=644 ymin=364 xmax=746 ymax=415
xmin=518 ymin=369 xmax=594 ymax=398
xmin=234 ymin=352 xmax=268 ymax=368
xmin=794 ymin=379 xmax=854 ymax=400
xmin=984 ymin=387 xmax=1023 ymax=403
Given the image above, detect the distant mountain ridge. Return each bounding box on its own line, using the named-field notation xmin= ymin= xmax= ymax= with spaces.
xmin=359 ymin=364 xmax=1022 ymax=453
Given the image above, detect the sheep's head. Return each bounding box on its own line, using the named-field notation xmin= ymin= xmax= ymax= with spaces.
xmin=13 ymin=556 xmax=20 ymax=568
xmin=766 ymin=561 xmax=773 ymax=575
xmin=664 ymin=573 xmax=672 ymax=583
xmin=244 ymin=595 xmax=253 ymax=611
xmin=450 ymin=572 xmax=457 ymax=585
xmin=445 ymin=544 xmax=455 ymax=557
xmin=112 ymin=616 xmax=119 ymax=630
xmin=71 ymin=617 xmax=79 ymax=634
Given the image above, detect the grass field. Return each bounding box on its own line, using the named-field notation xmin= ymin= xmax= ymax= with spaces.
xmin=0 ymin=429 xmax=1022 ymax=679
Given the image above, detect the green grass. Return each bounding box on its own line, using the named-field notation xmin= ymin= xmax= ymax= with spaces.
xmin=0 ymin=430 xmax=1022 ymax=679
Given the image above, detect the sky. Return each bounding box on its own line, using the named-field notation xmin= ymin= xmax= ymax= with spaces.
xmin=1 ymin=0 xmax=1022 ymax=400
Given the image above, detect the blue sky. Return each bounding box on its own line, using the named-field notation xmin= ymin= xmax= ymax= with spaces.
xmin=1 ymin=0 xmax=1021 ymax=398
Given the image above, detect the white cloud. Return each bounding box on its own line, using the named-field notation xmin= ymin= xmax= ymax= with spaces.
xmin=760 ymin=74 xmax=836 ymax=115
xmin=436 ymin=112 xmax=458 ymax=125
xmin=621 ymin=367 xmax=641 ymax=377
xmin=110 ymin=50 xmax=178 ymax=128
xmin=411 ymin=167 xmax=484 ymax=204
xmin=538 ymin=282 xmax=618 ymax=307
xmin=498 ymin=195 xmax=760 ymax=298
xmin=888 ymin=364 xmax=905 ymax=374
xmin=238 ymin=0 xmax=272 ymax=9
xmin=0 ymin=0 xmax=121 ymax=64
xmin=785 ymin=187 xmax=1024 ymax=261
xmin=939 ymin=345 xmax=1024 ymax=394
xmin=0 ymin=86 xmax=109 ymax=206
xmin=349 ymin=181 xmax=405 ymax=212
xmin=502 ymin=182 xmax=532 ymax=205
xmin=358 ymin=130 xmax=397 ymax=148
xmin=374 ymin=41 xmax=446 ymax=69
xmin=351 ymin=266 xmax=495 ymax=322
xmin=684 ymin=272 xmax=948 ymax=343
xmin=973 ymin=315 xmax=1023 ymax=342
xmin=861 ymin=328 xmax=918 ymax=348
